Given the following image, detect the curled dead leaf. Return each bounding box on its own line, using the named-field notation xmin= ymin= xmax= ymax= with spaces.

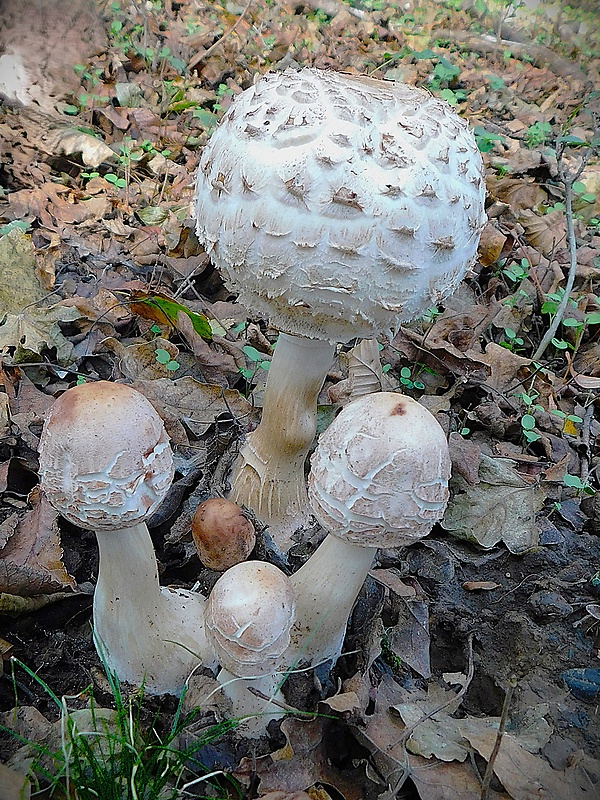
xmin=519 ymin=208 xmax=566 ymax=256
xmin=462 ymin=581 xmax=501 ymax=591
xmin=477 ymin=222 xmax=507 ymax=266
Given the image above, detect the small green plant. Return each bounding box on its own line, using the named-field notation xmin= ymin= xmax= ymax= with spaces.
xmin=239 ymin=344 xmax=271 ymax=382
xmin=524 ymin=121 xmax=552 ymax=149
xmin=515 ymin=389 xmax=543 ymax=443
xmin=423 ymin=305 xmax=441 ymax=323
xmin=572 ymin=180 xmax=596 ymax=205
xmin=474 ymin=126 xmax=504 ymax=153
xmin=214 ymin=83 xmax=234 ymax=113
xmin=500 ymin=327 xmax=524 ymax=351
xmin=502 ymin=257 xmax=529 ymax=284
xmin=551 ymin=408 xmax=583 ymax=434
xmin=396 ymin=365 xmax=425 ymax=391
xmin=563 ymin=473 xmax=596 ymax=496
xmin=520 ymin=412 xmax=540 ymax=443
xmin=487 ymin=74 xmax=505 ymax=91
xmin=2 ymin=658 xmax=239 ymax=800
xmin=155 ymin=348 xmax=180 ymax=372
xmin=104 ymin=173 xmax=127 ymax=189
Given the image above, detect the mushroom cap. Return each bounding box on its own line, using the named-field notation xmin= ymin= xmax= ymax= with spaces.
xmin=205 ymin=561 xmax=295 ymax=677
xmin=192 ymin=497 xmax=256 ymax=571
xmin=195 ymin=68 xmax=486 ymax=343
xmin=308 ymin=392 xmax=451 ymax=548
xmin=39 ymin=381 xmax=174 ymax=530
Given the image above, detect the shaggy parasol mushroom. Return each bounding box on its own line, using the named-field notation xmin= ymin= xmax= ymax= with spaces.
xmin=205 ymin=560 xmax=295 ymax=736
xmin=194 ymin=68 xmax=485 ymax=543
xmin=287 ymin=391 xmax=451 ymax=667
xmin=192 ymin=497 xmax=256 ymax=571
xmin=38 ymin=381 xmax=216 ymax=695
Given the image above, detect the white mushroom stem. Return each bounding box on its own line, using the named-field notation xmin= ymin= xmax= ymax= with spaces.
xmin=94 ymin=522 xmax=215 ymax=695
xmin=215 ymin=669 xmax=287 ymax=737
xmin=288 ymin=535 xmax=377 ymax=667
xmin=230 ymin=333 xmax=335 ymax=544
xmin=348 ymin=338 xmax=384 ymax=400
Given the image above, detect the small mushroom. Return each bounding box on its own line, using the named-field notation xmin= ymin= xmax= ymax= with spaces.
xmin=191 ymin=497 xmax=255 ymax=571
xmin=195 ymin=68 xmax=485 ymax=546
xmin=38 ymin=381 xmax=216 ymax=694
xmin=288 ymin=391 xmax=451 ymax=667
xmin=205 ymin=560 xmax=295 ymax=737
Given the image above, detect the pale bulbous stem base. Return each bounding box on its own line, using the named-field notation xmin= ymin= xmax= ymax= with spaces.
xmin=287 ymin=535 xmax=377 ymax=667
xmin=229 ymin=333 xmax=335 ymax=550
xmin=94 ymin=522 xmax=215 ymax=695
xmin=217 ymin=668 xmax=287 ymax=738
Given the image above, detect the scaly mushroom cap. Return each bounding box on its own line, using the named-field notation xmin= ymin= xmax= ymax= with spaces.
xmin=39 ymin=381 xmax=173 ymax=530
xmin=195 ymin=68 xmax=486 ymax=343
xmin=308 ymin=392 xmax=451 ymax=547
xmin=205 ymin=561 xmax=295 ymax=677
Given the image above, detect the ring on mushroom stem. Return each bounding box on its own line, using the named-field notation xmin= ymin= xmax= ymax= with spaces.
xmin=194 ymin=68 xmax=486 ymax=551
xmin=38 ymin=381 xmax=216 ymax=695
xmin=286 ymin=391 xmax=451 ymax=669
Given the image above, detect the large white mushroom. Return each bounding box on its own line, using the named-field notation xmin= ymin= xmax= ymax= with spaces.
xmin=38 ymin=381 xmax=216 ymax=695
xmin=194 ymin=68 xmax=485 ymax=545
xmin=287 ymin=391 xmax=451 ymax=668
xmin=204 ymin=560 xmax=295 ymax=737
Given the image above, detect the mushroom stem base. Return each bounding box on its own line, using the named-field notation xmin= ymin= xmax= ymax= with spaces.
xmin=229 ymin=333 xmax=335 ymax=549
xmin=217 ymin=668 xmax=287 ymax=738
xmin=288 ymin=534 xmax=377 ymax=667
xmin=94 ymin=522 xmax=214 ymax=695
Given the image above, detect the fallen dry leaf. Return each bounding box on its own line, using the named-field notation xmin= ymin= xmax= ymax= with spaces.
xmin=408 ymin=754 xmax=510 ymax=800
xmin=448 ymin=433 xmax=481 ymax=486
xmin=460 ymin=718 xmax=598 ymax=800
xmin=0 ymin=230 xmax=82 ymax=364
xmin=0 ymin=763 xmax=31 ymax=800
xmin=477 ymin=222 xmax=507 ymax=266
xmin=46 ymin=127 xmax=115 ymax=167
xmin=462 ymin=581 xmax=501 ymax=591
xmin=131 ymin=376 xmax=258 ymax=445
xmin=0 ymin=229 xmax=45 ymax=313
xmin=0 ymin=590 xmax=80 ymax=615
xmin=0 ymin=486 xmax=76 ymax=596
xmin=442 ymin=454 xmax=543 ymax=553
xmin=385 ymin=585 xmax=431 ymax=680
xmin=518 ymin=208 xmax=567 ymax=256
xmin=0 ymin=302 xmax=81 ymax=365
xmin=235 ymin=717 xmax=370 ymax=800
xmin=102 ymin=336 xmax=180 ymax=381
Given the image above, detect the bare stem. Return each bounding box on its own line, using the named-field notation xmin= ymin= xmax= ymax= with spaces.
xmin=229 ymin=333 xmax=334 ymax=550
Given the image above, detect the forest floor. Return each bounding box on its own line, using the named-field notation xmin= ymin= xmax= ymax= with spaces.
xmin=0 ymin=0 xmax=600 ymax=798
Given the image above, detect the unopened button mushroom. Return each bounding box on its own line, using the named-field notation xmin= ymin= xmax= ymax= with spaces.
xmin=38 ymin=381 xmax=216 ymax=695
xmin=191 ymin=497 xmax=256 ymax=571
xmin=205 ymin=560 xmax=295 ymax=737
xmin=194 ymin=68 xmax=485 ymax=547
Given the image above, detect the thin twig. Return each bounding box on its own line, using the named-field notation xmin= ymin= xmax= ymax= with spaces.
xmin=188 ymin=0 xmax=253 ymax=70
xmin=532 ymin=136 xmax=595 ymax=362
xmin=480 ymin=680 xmax=516 ymax=800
